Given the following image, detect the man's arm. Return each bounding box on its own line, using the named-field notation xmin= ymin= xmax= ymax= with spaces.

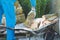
xmin=30 ymin=0 xmax=36 ymax=8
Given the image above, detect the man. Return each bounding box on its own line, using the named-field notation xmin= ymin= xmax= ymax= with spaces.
xmin=0 ymin=0 xmax=36 ymax=40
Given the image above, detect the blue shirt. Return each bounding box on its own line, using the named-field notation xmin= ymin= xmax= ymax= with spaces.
xmin=30 ymin=0 xmax=36 ymax=7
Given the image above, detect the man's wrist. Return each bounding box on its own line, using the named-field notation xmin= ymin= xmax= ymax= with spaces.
xmin=31 ymin=7 xmax=35 ymax=11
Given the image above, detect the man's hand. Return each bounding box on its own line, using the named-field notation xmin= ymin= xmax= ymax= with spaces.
xmin=24 ymin=7 xmax=36 ymax=28
xmin=28 ymin=7 xmax=36 ymax=18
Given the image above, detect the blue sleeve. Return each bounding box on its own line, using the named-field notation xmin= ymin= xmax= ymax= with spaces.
xmin=12 ymin=0 xmax=16 ymax=3
xmin=30 ymin=0 xmax=36 ymax=7
xmin=1 ymin=0 xmax=16 ymax=40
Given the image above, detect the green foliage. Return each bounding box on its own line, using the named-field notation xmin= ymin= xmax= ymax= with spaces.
xmin=18 ymin=0 xmax=31 ymax=18
xmin=18 ymin=0 xmax=51 ymax=18
xmin=36 ymin=0 xmax=51 ymax=17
